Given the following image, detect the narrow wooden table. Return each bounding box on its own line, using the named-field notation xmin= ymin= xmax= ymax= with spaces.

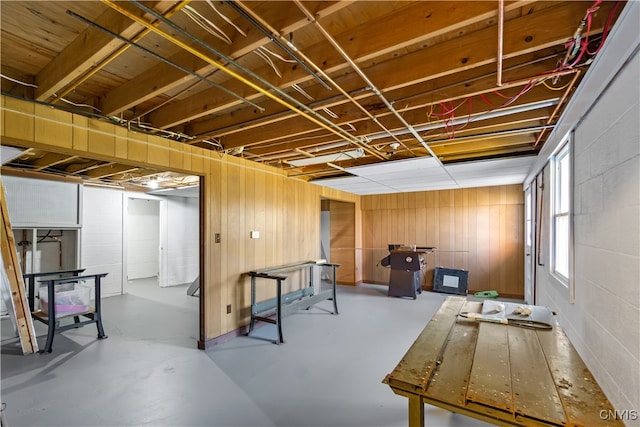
xmin=383 ymin=296 xmax=624 ymax=426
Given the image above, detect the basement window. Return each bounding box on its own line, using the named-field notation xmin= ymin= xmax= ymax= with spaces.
xmin=551 ymin=138 xmax=571 ymax=284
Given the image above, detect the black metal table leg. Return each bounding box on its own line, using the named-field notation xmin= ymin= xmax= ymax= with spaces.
xmin=94 ymin=275 xmax=107 ymax=339
xmin=41 ymin=280 xmax=56 ymax=353
xmin=276 ymin=279 xmax=283 ymax=344
xmin=248 ymin=275 xmax=256 ymax=334
xmin=331 ymin=264 xmax=339 ymax=314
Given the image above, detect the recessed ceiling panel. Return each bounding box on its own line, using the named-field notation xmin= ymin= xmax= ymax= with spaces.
xmin=312 ymin=155 xmax=536 ymax=195
xmin=344 ymin=156 xmax=457 ymax=192
xmin=445 ymin=156 xmax=536 ymax=188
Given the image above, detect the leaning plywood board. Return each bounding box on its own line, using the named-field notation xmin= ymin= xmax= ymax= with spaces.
xmin=0 ymin=178 xmax=38 ymax=354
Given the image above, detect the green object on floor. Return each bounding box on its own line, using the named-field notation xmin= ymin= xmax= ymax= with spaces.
xmin=474 ymin=290 xmax=499 ymax=298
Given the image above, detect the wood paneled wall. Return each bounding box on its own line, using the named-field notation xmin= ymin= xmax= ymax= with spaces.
xmin=1 ymin=96 xmax=361 ymax=347
xmin=362 ymin=186 xmax=524 ymax=298
xmin=218 ymin=156 xmax=323 ymax=334
xmin=2 ymin=96 xmax=522 ymax=340
xmin=328 ymin=200 xmax=356 ymax=285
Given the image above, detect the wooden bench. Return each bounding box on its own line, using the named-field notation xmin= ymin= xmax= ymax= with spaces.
xmin=383 ymin=296 xmax=624 ymax=426
xmin=30 ymin=273 xmax=108 ymax=353
xmin=247 ymin=261 xmax=340 ymax=344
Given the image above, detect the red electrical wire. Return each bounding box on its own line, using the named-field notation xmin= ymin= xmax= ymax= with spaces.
xmin=586 ymin=1 xmax=622 ymax=56
xmin=421 ymin=0 xmax=621 ymax=143
xmin=567 ymin=0 xmax=604 ymax=68
xmin=479 ymin=93 xmax=494 ymax=106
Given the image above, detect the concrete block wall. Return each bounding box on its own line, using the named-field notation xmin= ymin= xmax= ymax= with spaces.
xmin=81 ymin=186 xmax=125 ymax=296
xmin=536 ymin=48 xmax=639 ymax=416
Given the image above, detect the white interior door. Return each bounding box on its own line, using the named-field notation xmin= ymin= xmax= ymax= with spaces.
xmin=524 ymin=185 xmax=534 ymax=304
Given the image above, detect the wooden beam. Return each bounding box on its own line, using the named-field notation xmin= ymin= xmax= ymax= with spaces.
xmin=31 ymin=153 xmax=79 ymax=171
xmin=190 ymin=50 xmax=565 ymax=138
xmin=213 ymin=81 xmax=559 ymax=151
xmin=148 ymin=1 xmax=600 ymax=130
xmin=246 ymin=111 xmax=550 ymax=158
xmin=35 ymin=2 xmax=168 ymax=101
xmin=0 ymin=166 xmax=83 ymax=184
xmin=64 ymin=160 xmax=110 ymax=174
xmin=101 ymin=1 xmax=355 ymax=116
xmin=83 ymin=164 xmax=140 ymax=179
xmin=147 ymin=1 xmax=535 ymax=128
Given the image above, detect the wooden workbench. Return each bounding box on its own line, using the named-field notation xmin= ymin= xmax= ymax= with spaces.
xmin=383 ymin=296 xmax=624 ymax=426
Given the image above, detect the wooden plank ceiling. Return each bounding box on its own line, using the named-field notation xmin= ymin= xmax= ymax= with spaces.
xmin=0 ymin=1 xmax=625 ymax=190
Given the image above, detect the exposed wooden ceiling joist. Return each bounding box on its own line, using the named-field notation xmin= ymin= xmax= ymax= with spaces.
xmin=0 ymin=0 xmax=626 ymax=187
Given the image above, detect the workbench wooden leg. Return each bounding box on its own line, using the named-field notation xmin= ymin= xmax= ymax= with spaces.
xmin=407 ymin=394 xmax=424 ymax=427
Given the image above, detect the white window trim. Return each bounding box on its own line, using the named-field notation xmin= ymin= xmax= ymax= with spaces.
xmin=550 ymin=133 xmax=574 ymax=303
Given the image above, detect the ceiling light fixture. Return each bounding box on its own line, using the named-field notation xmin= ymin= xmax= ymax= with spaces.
xmin=288 ymin=148 xmax=365 ymax=167
xmin=147 ymin=178 xmax=160 ymax=189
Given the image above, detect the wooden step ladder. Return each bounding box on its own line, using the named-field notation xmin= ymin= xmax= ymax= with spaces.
xmin=0 ymin=177 xmax=39 ymax=354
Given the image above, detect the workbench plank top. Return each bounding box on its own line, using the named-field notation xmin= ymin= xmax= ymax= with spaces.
xmin=424 ymin=302 xmax=479 ymax=406
xmin=508 ymin=326 xmax=567 ymax=425
xmin=535 ymin=325 xmax=625 ymax=426
xmin=467 ymin=321 xmax=514 ymax=413
xmin=384 ymin=296 xmax=625 ymax=426
xmin=383 ymin=296 xmax=467 ymax=391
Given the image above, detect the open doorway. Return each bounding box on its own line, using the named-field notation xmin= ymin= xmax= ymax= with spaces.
xmin=126 ymin=198 xmax=160 ymax=285
xmin=320 ymin=198 xmax=356 ymax=285
xmin=118 ymin=188 xmax=201 ymax=347
xmin=124 ymin=190 xmax=200 ymax=305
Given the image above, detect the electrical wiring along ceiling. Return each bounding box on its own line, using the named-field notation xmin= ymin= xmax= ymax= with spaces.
xmin=0 ymin=1 xmax=626 ymax=193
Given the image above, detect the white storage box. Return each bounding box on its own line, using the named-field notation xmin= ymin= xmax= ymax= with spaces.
xmin=39 ymin=283 xmax=92 ymax=318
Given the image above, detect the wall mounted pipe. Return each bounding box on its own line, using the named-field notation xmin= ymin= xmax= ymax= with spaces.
xmin=497 ymin=0 xmax=505 ymax=86
xmin=66 ymin=10 xmax=264 ymax=113
xmin=103 ymin=0 xmax=384 ymax=160
xmin=364 ymin=98 xmax=559 ymax=142
xmin=423 ymin=124 xmax=556 ymax=145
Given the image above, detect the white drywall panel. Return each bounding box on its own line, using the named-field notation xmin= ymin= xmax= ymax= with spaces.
xmin=126 ymin=198 xmax=160 ymax=280
xmin=81 ymin=186 xmax=124 ymax=297
xmin=161 ymin=196 xmax=199 ymax=287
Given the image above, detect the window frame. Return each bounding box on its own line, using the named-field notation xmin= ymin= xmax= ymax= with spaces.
xmin=550 ymin=134 xmax=573 ymax=299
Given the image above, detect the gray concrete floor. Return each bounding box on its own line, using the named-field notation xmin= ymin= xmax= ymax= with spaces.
xmin=1 ymin=280 xmax=494 ymax=427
